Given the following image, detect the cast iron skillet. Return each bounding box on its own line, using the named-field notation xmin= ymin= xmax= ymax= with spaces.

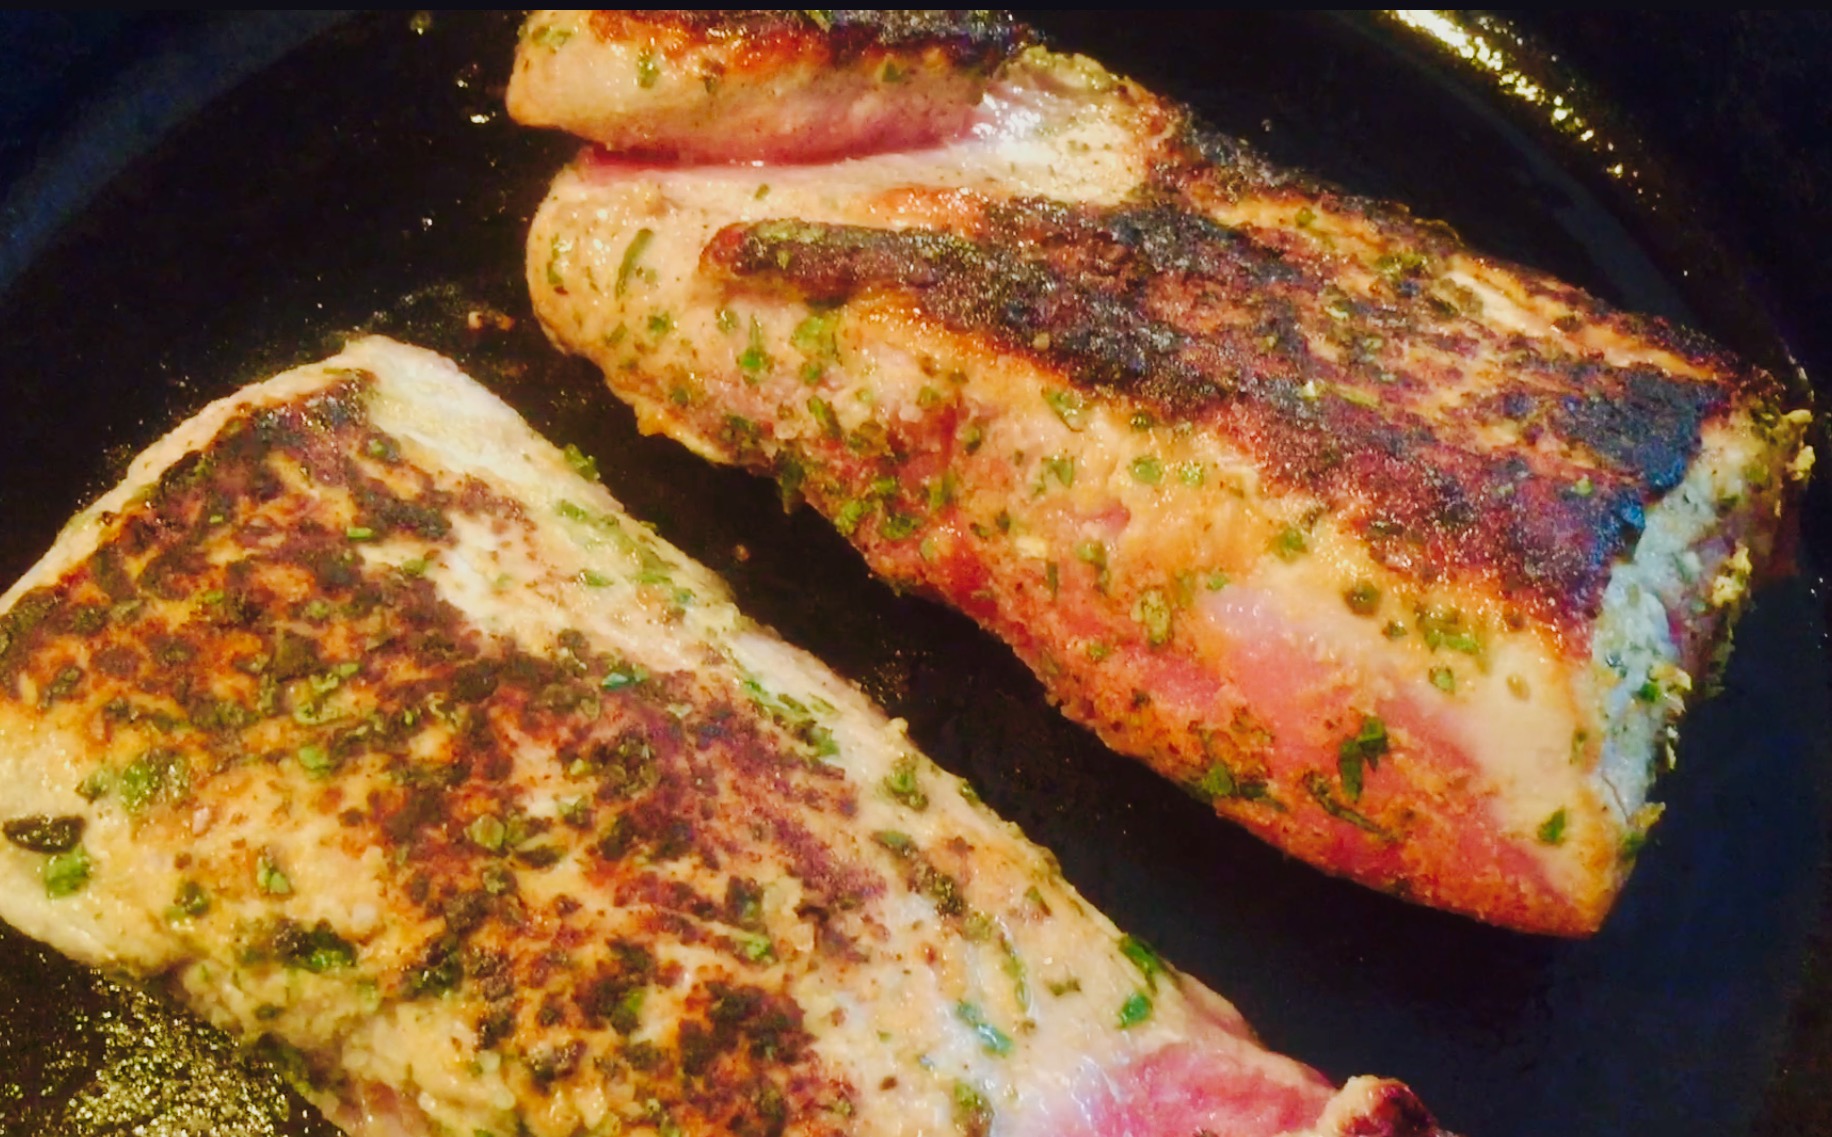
xmin=0 ymin=12 xmax=1826 ymax=1136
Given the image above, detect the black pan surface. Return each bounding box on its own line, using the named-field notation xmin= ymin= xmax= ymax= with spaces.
xmin=0 ymin=12 xmax=1827 ymax=1137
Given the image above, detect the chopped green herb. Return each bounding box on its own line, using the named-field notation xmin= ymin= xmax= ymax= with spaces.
xmin=172 ymin=880 xmax=210 ymax=918
xmin=614 ymin=228 xmax=655 ymax=298
xmin=1044 ymin=389 xmax=1088 ymax=431
xmin=256 ymin=853 xmax=291 ymax=896
xmin=790 ymin=309 xmax=841 ymax=373
xmin=635 ymin=50 xmax=661 ymax=89
xmin=296 ymin=744 xmax=335 ymax=777
xmin=1333 ymin=750 xmax=1363 ymax=801
xmin=1129 ymin=455 xmax=1163 ymax=485
xmin=283 ymin=921 xmax=357 ymax=973
xmin=556 ymin=499 xmax=598 ymax=526
xmin=1023 ymin=885 xmax=1051 ymax=918
xmin=1303 ymin=773 xmax=1385 ymax=834
xmin=1074 ymin=540 xmax=1109 ymax=591
xmin=1336 ymin=715 xmax=1389 ymax=802
xmin=1177 ymin=461 xmax=1206 ymax=486
xmin=1086 ymin=641 xmax=1112 ymax=661
xmin=1634 ymin=679 xmax=1661 ymax=703
xmin=1118 ymin=935 xmax=1166 ymax=989
xmin=1374 ymin=249 xmax=1429 ymax=279
xmin=1417 ymin=605 xmax=1483 ymax=656
xmin=579 ymin=569 xmax=612 ymax=588
xmin=1621 ymin=829 xmax=1650 ymax=862
xmin=1343 ymin=581 xmax=1381 ymax=616
xmin=883 ymin=755 xmax=929 ymax=811
xmin=880 ymin=512 xmax=921 ymax=541
xmin=527 ymin=21 xmax=572 ymax=50
xmin=1429 ymin=665 xmax=1457 ymax=693
xmin=807 ymin=395 xmax=841 ymax=439
xmin=1195 ymin=750 xmax=1238 ymax=797
xmin=345 ymin=526 xmax=375 ymax=541
xmin=738 ymin=317 xmax=771 ymax=378
xmin=1205 ymin=571 xmax=1231 ymax=591
xmin=956 ymin=1002 xmax=1015 ymax=1056
xmin=44 ymin=846 xmax=91 ymax=898
xmin=1000 ymin=935 xmax=1030 ymax=1007
xmin=41 ymin=665 xmax=82 ymax=704
xmin=1117 ymin=991 xmax=1153 ymax=1028
xmin=1538 ymin=809 xmax=1568 ymax=846
xmin=77 ymin=771 xmax=110 ymax=802
xmin=872 ymin=830 xmax=915 ymax=856
xmin=961 ymin=911 xmax=997 ymax=943
xmin=467 ymin=814 xmax=506 ymax=852
xmin=833 ymin=497 xmax=873 ymax=536
xmin=953 ymin=1082 xmax=994 ymax=1137
xmin=1271 ymin=525 xmax=1308 ymax=561
xmin=1133 ymin=589 xmax=1173 ymax=646
xmin=562 ymin=443 xmax=599 ymax=481
xmin=1041 ymin=454 xmax=1075 ymax=489
xmin=119 ymin=750 xmax=186 ymax=813
xmin=602 ymin=662 xmax=649 ymax=690
xmin=732 ymin=930 xmax=775 ymax=963
xmin=546 ymin=234 xmax=573 ymax=289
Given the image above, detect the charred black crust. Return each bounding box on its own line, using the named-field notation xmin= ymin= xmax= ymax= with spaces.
xmin=1543 ymin=365 xmax=1723 ymax=494
xmin=819 ymin=9 xmax=1031 ymax=59
xmin=710 ymin=168 xmax=1778 ymax=627
xmin=590 ymin=9 xmax=1032 ymax=71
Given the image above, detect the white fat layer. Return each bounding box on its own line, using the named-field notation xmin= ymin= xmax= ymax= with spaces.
xmin=1591 ymin=419 xmax=1772 ymax=823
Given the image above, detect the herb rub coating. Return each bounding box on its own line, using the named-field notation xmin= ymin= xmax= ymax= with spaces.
xmin=514 ymin=10 xmax=1814 ymax=934
xmin=0 ymin=339 xmax=1442 ymax=1137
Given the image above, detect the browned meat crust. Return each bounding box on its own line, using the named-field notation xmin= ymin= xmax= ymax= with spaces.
xmin=0 ymin=376 xmax=858 ymax=1131
xmin=706 ymin=183 xmax=1781 ymax=636
xmin=514 ymin=11 xmax=1811 ymax=934
xmin=0 ymin=342 xmax=1452 ymax=1136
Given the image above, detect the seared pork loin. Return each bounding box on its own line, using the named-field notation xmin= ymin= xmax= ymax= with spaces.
xmin=0 ymin=338 xmax=1443 ymax=1137
xmin=513 ymin=10 xmax=1813 ymax=935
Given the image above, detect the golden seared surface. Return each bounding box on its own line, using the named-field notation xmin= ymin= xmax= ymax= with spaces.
xmin=0 ymin=341 xmax=1441 ymax=1137
xmin=703 ymin=174 xmax=1784 ymax=637
xmin=516 ymin=11 xmax=1810 ymax=933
